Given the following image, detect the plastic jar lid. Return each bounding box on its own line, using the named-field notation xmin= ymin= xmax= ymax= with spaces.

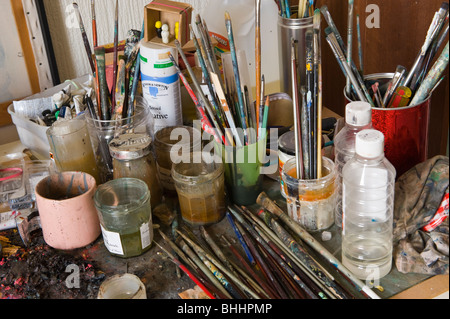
xmin=278 ymin=131 xmax=296 ymax=156
xmin=345 ymin=101 xmax=372 ymax=126
xmin=109 ymin=133 xmax=152 ymax=160
xmin=355 ymin=129 xmax=384 ymax=158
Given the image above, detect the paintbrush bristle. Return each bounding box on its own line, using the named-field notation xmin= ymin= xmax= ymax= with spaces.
xmin=225 ymin=11 xmax=231 ymax=21
xmin=313 ymin=8 xmax=321 ymax=28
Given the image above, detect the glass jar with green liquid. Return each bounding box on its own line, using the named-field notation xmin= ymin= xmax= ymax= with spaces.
xmin=94 ymin=178 xmax=153 ymax=258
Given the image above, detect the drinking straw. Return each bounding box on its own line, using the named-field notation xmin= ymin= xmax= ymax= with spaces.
xmin=111 ymin=0 xmax=119 ymax=115
xmin=410 ymin=42 xmax=449 ymax=105
xmin=346 ymin=0 xmax=354 ymax=96
xmin=256 ymin=192 xmax=381 ymax=299
xmin=154 ymin=241 xmax=216 ymax=299
xmin=225 ymin=11 xmax=249 ymax=145
xmin=73 ymin=3 xmax=96 ymax=74
xmin=291 ymin=39 xmax=304 ymax=179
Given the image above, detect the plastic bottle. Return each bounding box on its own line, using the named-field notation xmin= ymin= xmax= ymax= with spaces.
xmin=341 ymin=129 xmax=396 ymax=280
xmin=333 ymin=101 xmax=372 ymax=228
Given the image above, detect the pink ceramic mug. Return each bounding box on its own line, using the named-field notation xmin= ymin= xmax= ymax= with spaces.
xmin=35 ymin=171 xmax=101 ymax=250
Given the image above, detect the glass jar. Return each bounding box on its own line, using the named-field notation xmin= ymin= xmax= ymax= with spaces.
xmin=154 ymin=126 xmax=201 ymax=194
xmin=172 ymin=153 xmax=225 ymax=225
xmin=109 ymin=133 xmax=162 ymax=209
xmin=94 ymin=178 xmax=153 ymax=258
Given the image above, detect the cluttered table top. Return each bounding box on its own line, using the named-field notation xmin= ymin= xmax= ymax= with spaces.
xmin=0 ymin=139 xmax=448 ymax=300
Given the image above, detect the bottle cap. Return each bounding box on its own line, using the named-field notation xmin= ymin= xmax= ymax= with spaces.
xmin=345 ymin=102 xmax=372 ymax=126
xmin=109 ymin=133 xmax=152 ymax=160
xmin=355 ymin=129 xmax=384 ymax=158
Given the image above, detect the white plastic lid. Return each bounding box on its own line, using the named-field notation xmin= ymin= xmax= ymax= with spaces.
xmin=355 ymin=129 xmax=384 ymax=158
xmin=345 ymin=102 xmax=372 ymax=126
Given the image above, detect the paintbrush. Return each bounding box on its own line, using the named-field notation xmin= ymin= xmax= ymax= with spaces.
xmin=73 ymin=3 xmax=96 ymax=74
xmin=404 ymin=3 xmax=448 ymax=89
xmin=177 ymin=229 xmax=260 ymax=299
xmin=300 ymin=86 xmax=310 ymax=179
xmin=346 ymin=0 xmax=354 ymax=96
xmin=356 ymin=14 xmax=363 ymax=75
xmin=229 ymin=206 xmax=318 ymax=299
xmin=291 ymin=39 xmax=304 ymax=179
xmin=306 ymin=30 xmax=316 ymax=179
xmin=382 ymin=65 xmax=407 ymax=107
xmin=225 ymin=11 xmax=249 ymax=145
xmin=174 ymin=40 xmax=226 ymax=145
xmin=168 ymin=53 xmax=212 ymax=131
xmin=256 ymin=0 xmax=262 ymax=133
xmin=233 ymin=218 xmax=287 ymax=298
xmin=313 ymin=8 xmax=322 ymax=178
xmin=155 ymin=241 xmax=216 ymax=299
xmin=110 ymin=0 xmax=119 ymax=115
xmin=325 ymin=27 xmax=366 ymax=102
xmin=254 ymin=208 xmax=352 ymax=299
xmin=127 ymin=21 xmax=145 ymax=119
xmin=411 ymin=42 xmax=449 ymax=106
xmin=256 ymin=192 xmax=381 ymax=299
xmin=221 ymin=235 xmax=277 ymax=299
xmin=94 ymin=46 xmax=111 ymax=120
xmin=190 ymin=25 xmax=225 ymax=128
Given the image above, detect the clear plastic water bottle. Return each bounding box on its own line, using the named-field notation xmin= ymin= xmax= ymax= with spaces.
xmin=334 ymin=102 xmax=372 ymax=228
xmin=341 ymin=129 xmax=396 ymax=280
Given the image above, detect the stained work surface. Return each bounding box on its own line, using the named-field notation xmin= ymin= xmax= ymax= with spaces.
xmin=0 ymin=178 xmax=438 ymax=299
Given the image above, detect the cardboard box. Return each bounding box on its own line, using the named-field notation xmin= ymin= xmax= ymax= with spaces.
xmin=144 ymin=0 xmax=192 ymax=48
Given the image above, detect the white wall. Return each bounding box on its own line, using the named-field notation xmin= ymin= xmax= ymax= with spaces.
xmin=43 ymin=0 xmax=280 ymax=90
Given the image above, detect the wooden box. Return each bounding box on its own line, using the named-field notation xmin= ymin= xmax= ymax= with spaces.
xmin=144 ymin=0 xmax=192 ymax=48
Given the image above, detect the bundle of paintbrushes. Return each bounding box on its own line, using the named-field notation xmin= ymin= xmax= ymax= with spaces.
xmin=172 ymin=13 xmax=268 ymax=147
xmin=73 ymin=1 xmax=144 ymax=123
xmin=323 ymin=1 xmax=449 ymax=109
xmin=290 ymin=9 xmax=323 ymax=180
xmin=156 ymin=203 xmax=365 ymax=299
xmin=275 ymin=0 xmax=317 ymax=18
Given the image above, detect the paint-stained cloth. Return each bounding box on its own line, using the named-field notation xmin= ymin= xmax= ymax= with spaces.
xmin=393 ymin=155 xmax=449 ymax=275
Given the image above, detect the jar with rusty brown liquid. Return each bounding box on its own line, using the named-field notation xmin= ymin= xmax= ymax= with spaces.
xmin=109 ymin=133 xmax=162 ymax=209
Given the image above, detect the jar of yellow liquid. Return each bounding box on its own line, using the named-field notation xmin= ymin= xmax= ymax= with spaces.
xmin=109 ymin=133 xmax=162 ymax=209
xmin=47 ymin=116 xmax=100 ymax=184
xmin=172 ymin=153 xmax=225 ymax=225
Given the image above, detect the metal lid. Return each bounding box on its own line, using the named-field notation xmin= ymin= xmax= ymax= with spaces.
xmin=278 ymin=131 xmax=296 ymax=156
xmin=109 ymin=133 xmax=152 ymax=160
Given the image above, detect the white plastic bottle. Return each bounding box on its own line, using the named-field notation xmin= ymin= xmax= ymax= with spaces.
xmin=341 ymin=129 xmax=396 ymax=280
xmin=334 ymin=102 xmax=372 ymax=228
